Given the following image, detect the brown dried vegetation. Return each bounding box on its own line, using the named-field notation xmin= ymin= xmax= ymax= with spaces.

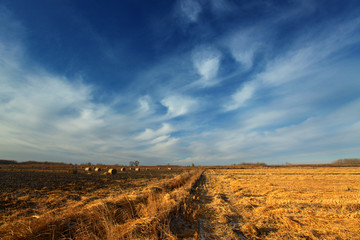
xmin=0 ymin=164 xmax=202 ymax=239
xmin=197 ymin=167 xmax=360 ymax=239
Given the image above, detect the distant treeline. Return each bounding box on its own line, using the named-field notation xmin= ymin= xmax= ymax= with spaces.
xmin=0 ymin=159 xmax=67 ymax=165
xmin=0 ymin=159 xmax=18 ymax=164
xmin=239 ymin=162 xmax=267 ymax=166
xmin=332 ymin=158 xmax=360 ymax=164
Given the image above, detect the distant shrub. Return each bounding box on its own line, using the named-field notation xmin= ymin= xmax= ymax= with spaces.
xmin=21 ymin=161 xmax=66 ymax=165
xmin=332 ymin=158 xmax=360 ymax=164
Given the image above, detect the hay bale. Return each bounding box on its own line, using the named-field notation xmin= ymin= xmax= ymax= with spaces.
xmin=108 ymin=169 xmax=117 ymax=175
xmin=135 ymin=167 xmax=140 ymax=172
xmin=129 ymin=167 xmax=133 ymax=171
xmin=120 ymin=167 xmax=125 ymax=172
xmin=68 ymin=168 xmax=77 ymax=174
xmin=85 ymin=167 xmax=92 ymax=171
xmin=94 ymin=167 xmax=101 ymax=172
xmin=168 ymin=167 xmax=172 ymax=170
xmin=157 ymin=167 xmax=161 ymax=170
xmin=146 ymin=168 xmax=149 ymax=171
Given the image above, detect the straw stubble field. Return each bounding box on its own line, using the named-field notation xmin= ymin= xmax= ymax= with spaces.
xmin=194 ymin=167 xmax=360 ymax=239
xmin=1 ymin=164 xmax=360 ymax=239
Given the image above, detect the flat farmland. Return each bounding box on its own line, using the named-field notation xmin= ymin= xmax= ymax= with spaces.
xmin=1 ymin=165 xmax=360 ymax=239
xmin=193 ymin=167 xmax=360 ymax=239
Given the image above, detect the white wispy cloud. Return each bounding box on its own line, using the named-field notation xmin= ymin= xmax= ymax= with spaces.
xmin=0 ymin=10 xmax=183 ymax=164
xmin=240 ymin=110 xmax=288 ymax=131
xmin=226 ymin=28 xmax=264 ymax=70
xmin=138 ymin=95 xmax=150 ymax=113
xmin=150 ymin=135 xmax=171 ymax=144
xmin=192 ymin=46 xmax=222 ymax=87
xmin=135 ymin=95 xmax=156 ymax=119
xmin=177 ymin=0 xmax=202 ymax=23
xmin=260 ymin=17 xmax=360 ymax=85
xmin=185 ymin=97 xmax=360 ymax=164
xmin=0 ymin=63 xmax=114 ymax=159
xmin=224 ymin=82 xmax=256 ymax=111
xmin=161 ymin=95 xmax=197 ymax=118
xmin=146 ymin=137 xmax=180 ymax=154
xmin=0 ymin=61 xmax=183 ymax=164
xmin=224 ymin=16 xmax=360 ymax=111
xmin=136 ymin=123 xmax=174 ymax=141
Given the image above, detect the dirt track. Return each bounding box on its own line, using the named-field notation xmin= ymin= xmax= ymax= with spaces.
xmin=190 ymin=171 xmax=246 ymax=239
xmin=169 ymin=170 xmax=247 ymax=239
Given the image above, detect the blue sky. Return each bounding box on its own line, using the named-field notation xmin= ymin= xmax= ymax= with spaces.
xmin=1 ymin=0 xmax=359 ymax=165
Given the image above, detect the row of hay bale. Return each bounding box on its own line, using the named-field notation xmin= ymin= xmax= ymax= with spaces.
xmin=68 ymin=167 xmax=118 ymax=175
xmin=84 ymin=167 xmax=169 ymax=172
xmin=83 ymin=167 xmax=103 ymax=172
xmin=103 ymin=168 xmax=139 ymax=175
xmin=69 ymin=166 xmax=173 ymax=174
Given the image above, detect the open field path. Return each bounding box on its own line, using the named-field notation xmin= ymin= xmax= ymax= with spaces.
xmin=181 ymin=169 xmax=247 ymax=240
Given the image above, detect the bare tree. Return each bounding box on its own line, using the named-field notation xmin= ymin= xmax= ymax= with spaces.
xmin=129 ymin=160 xmax=140 ymax=167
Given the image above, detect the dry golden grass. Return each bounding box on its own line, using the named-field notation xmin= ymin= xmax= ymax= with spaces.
xmin=0 ymin=167 xmax=203 ymax=240
xmin=200 ymin=167 xmax=360 ymax=239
